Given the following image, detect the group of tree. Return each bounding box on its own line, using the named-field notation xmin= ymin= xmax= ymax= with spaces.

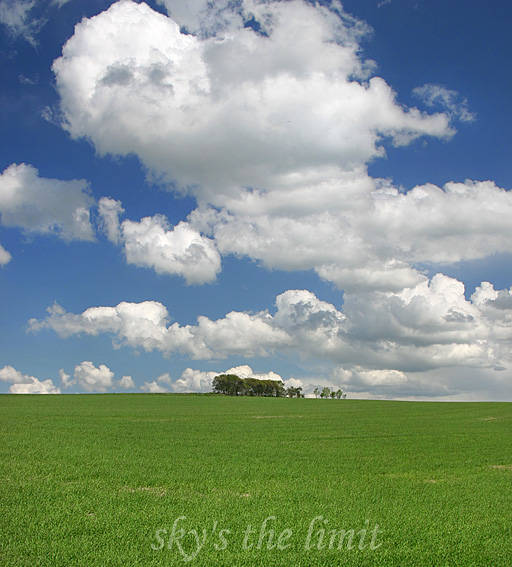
xmin=313 ymin=386 xmax=346 ymax=399
xmin=212 ymin=374 xmax=304 ymax=397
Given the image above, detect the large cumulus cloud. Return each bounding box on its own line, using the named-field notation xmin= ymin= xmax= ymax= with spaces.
xmin=53 ymin=0 xmax=451 ymax=200
xmin=49 ymin=0 xmax=512 ymax=294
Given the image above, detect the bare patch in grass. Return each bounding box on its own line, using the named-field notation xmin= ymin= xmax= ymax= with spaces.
xmin=120 ymin=486 xmax=167 ymax=497
xmin=252 ymin=415 xmax=304 ymax=419
xmin=128 ymin=418 xmax=171 ymax=423
xmin=490 ymin=465 xmax=512 ymax=471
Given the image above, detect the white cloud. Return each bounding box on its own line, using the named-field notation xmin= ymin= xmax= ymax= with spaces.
xmin=161 ymin=364 xmax=284 ymax=393
xmin=97 ymin=199 xmax=221 ymax=284
xmin=29 ymin=273 xmax=512 ymax=398
xmin=50 ymin=0 xmax=509 ymax=295
xmin=117 ymin=375 xmax=135 ymax=389
xmin=0 ymin=0 xmax=74 ymax=45
xmin=283 ymin=377 xmax=303 ymax=389
xmin=0 ymin=243 xmax=11 ymax=265
xmin=98 ymin=196 xmax=124 ymax=244
xmin=169 ymin=368 xmax=218 ymax=393
xmin=0 ymin=365 xmax=61 ymax=394
xmin=53 ymin=0 xmax=451 ymax=201
xmin=193 ymin=178 xmax=512 ymax=292
xmin=72 ymin=361 xmax=114 ymax=392
xmin=121 ymin=215 xmax=221 ymax=284
xmin=140 ymin=378 xmax=170 ymax=393
xmin=29 ymin=298 xmax=290 ymax=360
xmin=413 ymin=83 xmax=476 ymax=123
xmin=0 ymin=0 xmax=39 ymax=46
xmin=59 ymin=368 xmax=71 ymax=387
xmin=35 ymin=0 xmax=511 ymax=400
xmin=0 ymin=163 xmax=95 ymax=241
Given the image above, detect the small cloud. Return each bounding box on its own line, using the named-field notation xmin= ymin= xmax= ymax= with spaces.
xmin=0 ymin=163 xmax=96 ymax=241
xmin=0 ymin=243 xmax=11 ymax=266
xmin=0 ymin=365 xmax=61 ymax=394
xmin=73 ymin=361 xmax=114 ymax=392
xmin=0 ymin=0 xmax=41 ymax=47
xmin=98 ymin=196 xmax=124 ymax=244
xmin=140 ymin=380 xmax=170 ymax=393
xmin=18 ymin=73 xmax=39 ymax=85
xmin=41 ymin=105 xmax=58 ymax=124
xmin=117 ymin=375 xmax=135 ymax=389
xmin=59 ymin=368 xmax=71 ymax=387
xmin=121 ymin=215 xmax=221 ymax=285
xmin=413 ymin=83 xmax=476 ymax=123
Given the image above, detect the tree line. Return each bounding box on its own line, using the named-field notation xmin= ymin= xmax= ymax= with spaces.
xmin=313 ymin=386 xmax=346 ymax=399
xmin=212 ymin=374 xmax=303 ymax=397
xmin=211 ymin=375 xmax=346 ymax=399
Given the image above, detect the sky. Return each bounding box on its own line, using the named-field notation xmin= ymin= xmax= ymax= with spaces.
xmin=0 ymin=0 xmax=511 ymax=399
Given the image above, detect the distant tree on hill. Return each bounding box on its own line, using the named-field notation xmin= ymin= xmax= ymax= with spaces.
xmin=212 ymin=374 xmax=286 ymax=397
xmin=212 ymin=374 xmax=244 ymax=396
xmin=321 ymin=386 xmax=331 ymax=399
xmin=286 ymin=386 xmax=303 ymax=398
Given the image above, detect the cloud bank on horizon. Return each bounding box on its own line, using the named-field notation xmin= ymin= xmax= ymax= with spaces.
xmin=1 ymin=0 xmax=511 ymax=399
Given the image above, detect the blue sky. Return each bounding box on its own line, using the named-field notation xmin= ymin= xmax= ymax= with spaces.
xmin=1 ymin=0 xmax=511 ymax=399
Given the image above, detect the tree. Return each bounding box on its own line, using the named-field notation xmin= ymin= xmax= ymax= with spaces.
xmin=212 ymin=374 xmax=243 ymax=395
xmin=321 ymin=386 xmax=331 ymax=399
xmin=212 ymin=375 xmax=285 ymax=397
xmin=314 ymin=387 xmax=320 ymax=399
xmin=286 ymin=386 xmax=303 ymax=398
xmin=335 ymin=389 xmax=343 ymax=399
xmin=330 ymin=390 xmax=336 ymax=399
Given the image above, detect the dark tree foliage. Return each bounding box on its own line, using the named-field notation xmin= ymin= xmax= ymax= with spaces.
xmin=285 ymin=386 xmax=303 ymax=398
xmin=212 ymin=374 xmax=286 ymax=397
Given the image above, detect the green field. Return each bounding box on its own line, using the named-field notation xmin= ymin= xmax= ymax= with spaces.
xmin=1 ymin=395 xmax=511 ymax=566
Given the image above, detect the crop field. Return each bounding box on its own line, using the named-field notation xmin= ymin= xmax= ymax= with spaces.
xmin=1 ymin=394 xmax=511 ymax=566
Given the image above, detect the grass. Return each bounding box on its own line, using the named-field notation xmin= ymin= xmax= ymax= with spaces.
xmin=1 ymin=394 xmax=511 ymax=565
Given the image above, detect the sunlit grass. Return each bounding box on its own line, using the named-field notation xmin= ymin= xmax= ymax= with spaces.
xmin=1 ymin=394 xmax=511 ymax=565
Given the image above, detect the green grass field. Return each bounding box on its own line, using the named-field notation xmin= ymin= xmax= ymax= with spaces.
xmin=1 ymin=394 xmax=511 ymax=566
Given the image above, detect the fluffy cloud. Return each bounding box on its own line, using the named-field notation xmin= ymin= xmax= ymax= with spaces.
xmin=140 ymin=375 xmax=170 ymax=393
xmin=50 ymin=1 xmax=508 ymax=293
xmin=0 ymin=243 xmax=11 ymax=265
xmin=141 ymin=364 xmax=284 ymax=394
xmin=0 ymin=365 xmax=61 ymax=394
xmin=169 ymin=368 xmax=218 ymax=393
xmin=98 ymin=197 xmax=221 ymax=284
xmin=29 ymin=274 xmax=512 ymax=394
xmin=121 ymin=216 xmax=221 ymax=284
xmin=34 ymin=0 xmax=511 ymax=400
xmin=117 ymin=375 xmax=135 ymax=389
xmin=0 ymin=163 xmax=95 ymax=241
xmin=71 ymin=361 xmax=114 ymax=392
xmin=193 ymin=178 xmax=512 ymax=292
xmin=29 ymin=298 xmax=290 ymax=360
xmin=53 ymin=0 xmax=450 ymax=202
